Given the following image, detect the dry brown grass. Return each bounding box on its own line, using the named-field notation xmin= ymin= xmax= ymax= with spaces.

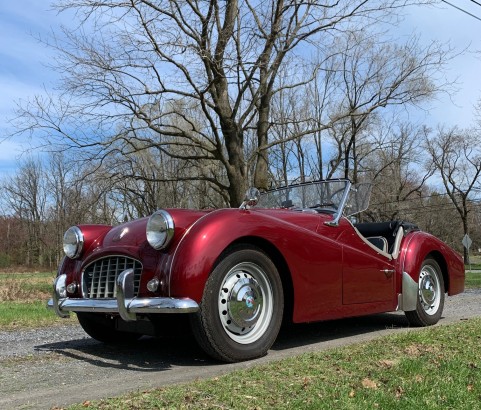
xmin=0 ymin=272 xmax=54 ymax=302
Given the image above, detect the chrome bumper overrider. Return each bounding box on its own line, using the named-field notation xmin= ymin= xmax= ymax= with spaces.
xmin=47 ymin=269 xmax=199 ymax=322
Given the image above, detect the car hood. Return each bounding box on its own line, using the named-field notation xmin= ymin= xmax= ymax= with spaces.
xmin=82 ymin=207 xmax=324 ymax=255
xmin=100 ymin=209 xmax=211 ymax=250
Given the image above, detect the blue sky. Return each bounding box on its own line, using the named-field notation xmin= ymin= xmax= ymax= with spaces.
xmin=0 ymin=1 xmax=480 ymax=177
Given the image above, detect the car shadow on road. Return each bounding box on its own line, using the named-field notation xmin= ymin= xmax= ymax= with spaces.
xmin=35 ymin=333 xmax=212 ymax=372
xmin=35 ymin=312 xmax=411 ymax=371
xmin=273 ymin=311 xmax=410 ymax=351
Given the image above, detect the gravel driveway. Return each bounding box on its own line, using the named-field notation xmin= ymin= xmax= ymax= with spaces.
xmin=1 ymin=290 xmax=480 ymax=410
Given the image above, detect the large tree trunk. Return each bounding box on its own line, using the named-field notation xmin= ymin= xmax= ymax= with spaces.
xmin=463 ymin=218 xmax=470 ymax=265
xmin=254 ymin=88 xmax=271 ymax=191
xmin=221 ymin=119 xmax=247 ymax=207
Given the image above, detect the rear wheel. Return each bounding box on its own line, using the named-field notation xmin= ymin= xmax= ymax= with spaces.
xmin=405 ymin=258 xmax=445 ymax=326
xmin=191 ymin=246 xmax=284 ymax=362
xmin=77 ymin=312 xmax=141 ymax=344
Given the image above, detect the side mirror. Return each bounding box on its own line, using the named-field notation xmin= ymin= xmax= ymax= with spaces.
xmin=239 ymin=187 xmax=260 ymax=210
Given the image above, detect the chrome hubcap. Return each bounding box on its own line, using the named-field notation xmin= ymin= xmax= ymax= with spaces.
xmin=218 ymin=262 xmax=273 ymax=344
xmin=419 ymin=265 xmax=440 ymax=315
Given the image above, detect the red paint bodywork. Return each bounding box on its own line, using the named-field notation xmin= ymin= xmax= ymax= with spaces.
xmin=59 ymin=207 xmax=465 ymax=324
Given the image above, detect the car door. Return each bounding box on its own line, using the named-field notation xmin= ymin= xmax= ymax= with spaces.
xmin=341 ymin=237 xmax=396 ymax=305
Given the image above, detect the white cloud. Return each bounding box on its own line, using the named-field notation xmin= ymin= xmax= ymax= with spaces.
xmin=0 ymin=2 xmax=63 ymax=178
xmin=1 ymin=0 xmax=480 ymax=183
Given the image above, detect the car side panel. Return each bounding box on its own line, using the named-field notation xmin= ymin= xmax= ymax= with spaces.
xmin=400 ymin=231 xmax=465 ymax=295
xmin=168 ymin=209 xmax=346 ymax=322
xmin=342 ymin=245 xmax=395 ymax=304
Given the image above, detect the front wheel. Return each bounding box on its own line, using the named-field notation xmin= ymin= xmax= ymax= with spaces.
xmin=405 ymin=258 xmax=445 ymax=326
xmin=191 ymin=246 xmax=284 ymax=362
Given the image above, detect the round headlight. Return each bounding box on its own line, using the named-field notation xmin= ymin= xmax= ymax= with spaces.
xmin=146 ymin=210 xmax=175 ymax=250
xmin=63 ymin=226 xmax=84 ymax=259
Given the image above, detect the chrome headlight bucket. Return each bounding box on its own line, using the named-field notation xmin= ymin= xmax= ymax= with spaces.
xmin=63 ymin=226 xmax=84 ymax=259
xmin=146 ymin=210 xmax=175 ymax=250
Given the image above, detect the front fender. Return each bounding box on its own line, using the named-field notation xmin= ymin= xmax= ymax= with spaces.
xmin=166 ymin=209 xmax=299 ymax=302
xmin=166 ymin=209 xmax=343 ymax=310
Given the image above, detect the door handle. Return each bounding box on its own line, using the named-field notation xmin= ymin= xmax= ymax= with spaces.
xmin=381 ymin=269 xmax=395 ymax=278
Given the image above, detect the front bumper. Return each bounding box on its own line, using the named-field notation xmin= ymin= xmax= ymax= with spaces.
xmin=48 ymin=269 xmax=199 ymax=322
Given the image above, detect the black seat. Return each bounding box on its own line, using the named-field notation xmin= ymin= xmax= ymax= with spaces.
xmin=354 ymin=221 xmax=419 ymax=253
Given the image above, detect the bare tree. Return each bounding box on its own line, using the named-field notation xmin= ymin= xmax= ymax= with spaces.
xmin=322 ymin=31 xmax=452 ymax=182
xmin=264 ymin=27 xmax=452 ymax=186
xmin=1 ymin=158 xmax=47 ymax=265
xmin=360 ymin=121 xmax=433 ymax=221
xmin=13 ymin=0 xmax=442 ymax=206
xmin=424 ymin=126 xmax=481 ymax=264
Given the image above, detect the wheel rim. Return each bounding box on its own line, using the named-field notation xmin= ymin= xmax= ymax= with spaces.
xmin=218 ymin=262 xmax=274 ymax=344
xmin=418 ymin=264 xmax=441 ymax=316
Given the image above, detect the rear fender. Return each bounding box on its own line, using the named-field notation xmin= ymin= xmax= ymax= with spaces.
xmin=400 ymin=231 xmax=464 ymax=299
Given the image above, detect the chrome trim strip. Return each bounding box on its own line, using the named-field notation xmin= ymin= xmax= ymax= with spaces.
xmin=353 ymin=226 xmax=392 ymax=260
xmin=324 ymin=180 xmax=352 ymax=227
xmin=47 ymin=296 xmax=199 ymax=314
xmin=47 ymin=295 xmax=199 ymax=315
xmin=48 ymin=269 xmax=199 ymax=318
xmin=391 ymin=226 xmax=404 ymax=260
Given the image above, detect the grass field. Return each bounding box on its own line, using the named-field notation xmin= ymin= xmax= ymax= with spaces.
xmin=0 ymin=271 xmax=53 ymax=301
xmin=465 ymin=270 xmax=481 ymax=288
xmin=67 ymin=318 xmax=481 ymax=410
xmin=0 ymin=271 xmax=76 ymax=329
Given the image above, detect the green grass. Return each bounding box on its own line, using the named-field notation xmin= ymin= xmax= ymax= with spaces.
xmin=0 ymin=271 xmax=76 ymax=330
xmin=68 ymin=318 xmax=481 ymax=410
xmin=465 ymin=270 xmax=481 ymax=289
xmin=0 ymin=301 xmax=65 ymax=329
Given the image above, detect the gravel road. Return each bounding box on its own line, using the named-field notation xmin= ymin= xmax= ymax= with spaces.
xmin=1 ymin=290 xmax=480 ymax=410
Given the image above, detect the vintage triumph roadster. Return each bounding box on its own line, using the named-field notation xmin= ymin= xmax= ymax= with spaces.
xmin=49 ymin=179 xmax=465 ymax=362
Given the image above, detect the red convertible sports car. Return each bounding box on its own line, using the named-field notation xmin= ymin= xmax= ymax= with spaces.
xmin=49 ymin=179 xmax=465 ymax=362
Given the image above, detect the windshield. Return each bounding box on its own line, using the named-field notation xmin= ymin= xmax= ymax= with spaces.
xmin=258 ymin=180 xmax=371 ymax=216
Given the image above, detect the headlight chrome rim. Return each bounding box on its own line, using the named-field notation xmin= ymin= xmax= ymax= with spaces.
xmin=146 ymin=210 xmax=175 ymax=250
xmin=63 ymin=226 xmax=84 ymax=259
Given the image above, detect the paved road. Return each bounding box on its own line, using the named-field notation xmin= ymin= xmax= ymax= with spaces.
xmin=1 ymin=290 xmax=480 ymax=410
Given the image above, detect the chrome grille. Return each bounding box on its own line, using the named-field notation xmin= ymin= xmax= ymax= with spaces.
xmin=82 ymin=256 xmax=142 ymax=298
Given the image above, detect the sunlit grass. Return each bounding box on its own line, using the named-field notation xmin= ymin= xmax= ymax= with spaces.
xmin=68 ymin=318 xmax=481 ymax=410
xmin=0 ymin=271 xmax=76 ymax=330
xmin=465 ymin=270 xmax=481 ymax=289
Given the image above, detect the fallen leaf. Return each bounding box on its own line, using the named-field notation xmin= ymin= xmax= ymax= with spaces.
xmin=378 ymin=359 xmax=397 ymax=368
xmin=362 ymin=378 xmax=377 ymax=389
